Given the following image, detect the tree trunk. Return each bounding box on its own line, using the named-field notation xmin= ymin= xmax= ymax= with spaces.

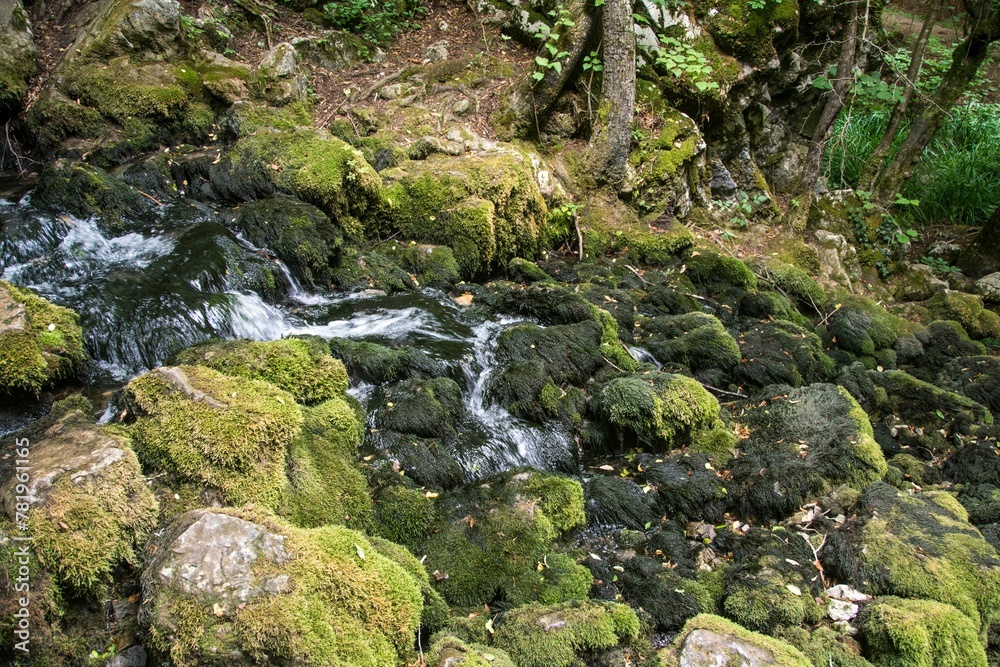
xmin=860 ymin=0 xmax=943 ymax=191
xmin=798 ymin=0 xmax=861 ymax=192
xmin=957 ymin=204 xmax=1000 ymax=277
xmin=589 ymin=0 xmax=635 ymax=187
xmin=874 ymin=29 xmax=994 ymax=202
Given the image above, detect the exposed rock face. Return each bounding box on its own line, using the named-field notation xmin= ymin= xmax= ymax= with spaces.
xmin=0 ymin=0 xmax=37 ymax=118
xmin=666 ymin=614 xmax=812 ymax=666
xmin=976 ymin=272 xmax=1000 ymax=304
xmin=70 ymin=0 xmax=180 ymax=60
xmin=680 ymin=629 xmax=782 ymax=666
xmin=256 ymin=42 xmax=309 ymax=105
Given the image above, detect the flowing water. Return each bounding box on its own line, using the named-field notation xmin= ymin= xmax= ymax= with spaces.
xmin=0 ymin=194 xmax=574 ymax=479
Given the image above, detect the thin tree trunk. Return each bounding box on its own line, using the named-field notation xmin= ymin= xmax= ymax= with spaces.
xmin=875 ymin=29 xmax=994 ymax=202
xmin=590 ymin=0 xmax=635 ymax=187
xmin=799 ymin=0 xmax=861 ymax=191
xmin=860 ymin=0 xmax=944 ymax=191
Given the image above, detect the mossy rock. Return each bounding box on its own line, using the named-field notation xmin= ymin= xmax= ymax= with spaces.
xmin=380 ymin=152 xmax=548 ymax=279
xmin=749 ymin=257 xmax=826 ymax=310
xmin=381 ymin=241 xmax=462 ymax=288
xmin=860 ymin=596 xmax=987 ymax=667
xmin=636 ymin=312 xmax=741 ymax=376
xmin=30 ymin=160 xmax=150 ymax=233
xmin=428 ymin=633 xmax=516 ymax=667
xmin=738 ymin=289 xmax=811 ymax=326
xmin=229 ymin=128 xmax=385 ymax=241
xmin=591 ymin=371 xmax=721 ymax=452
xmin=701 ymin=0 xmax=800 ymax=66
xmin=728 ymin=383 xmax=886 ymax=521
xmin=662 ymin=613 xmax=812 ymax=666
xmin=925 ymin=291 xmax=1000 ymax=340
xmin=0 ymin=396 xmax=158 ymax=594
xmin=423 ymin=470 xmax=586 ymax=607
xmin=634 ymin=451 xmax=729 ymax=522
xmin=734 ymin=320 xmax=837 ymax=388
xmin=172 ymin=338 xmax=348 ymax=405
xmin=776 ymin=626 xmax=873 ymax=667
xmin=140 ymin=507 xmax=425 ymax=667
xmin=328 ymin=337 xmax=443 ymax=384
xmin=721 ymin=528 xmax=826 ymax=633
xmin=827 ymin=482 xmax=1000 ymax=631
xmin=685 ymin=250 xmax=758 ymax=291
xmin=375 ymin=377 xmax=465 ymax=439
xmin=221 ymin=100 xmax=314 ymax=138
xmin=0 ymin=281 xmax=86 ymax=395
xmin=870 ymin=370 xmax=993 ymax=437
xmin=495 ymin=320 xmax=603 ymax=387
xmin=584 ymin=474 xmax=658 ymax=530
xmin=899 ymin=320 xmax=987 ymax=380
xmin=372 ymin=484 xmax=436 ymax=552
xmin=375 ymin=431 xmax=465 ymax=490
xmin=938 ymin=356 xmax=1000 ymax=414
xmin=507 ymin=258 xmax=554 ymax=284
xmin=492 ymin=600 xmax=640 ymax=667
xmin=478 ymin=282 xmax=597 ymax=325
xmin=284 ymin=397 xmax=372 ymax=529
xmin=0 ymin=0 xmax=37 ymax=118
xmin=230 ymin=197 xmax=343 ymax=288
xmin=330 ymin=247 xmax=417 ymax=293
xmin=122 ymin=365 xmax=303 ymax=510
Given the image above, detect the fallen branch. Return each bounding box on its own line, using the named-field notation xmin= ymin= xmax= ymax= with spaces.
xmin=362 ymin=67 xmax=408 ymax=100
xmin=575 ymin=214 xmax=584 ymax=261
xmin=623 ymin=264 xmax=651 ymax=285
xmin=702 ymin=384 xmax=748 ymax=400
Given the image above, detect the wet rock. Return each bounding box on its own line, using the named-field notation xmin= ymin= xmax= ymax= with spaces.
xmin=376 ymin=377 xmax=465 ymax=439
xmin=664 ymin=614 xmax=812 ymax=666
xmin=0 ymin=0 xmax=37 ymax=118
xmin=328 ymin=338 xmax=443 ymax=384
xmin=105 ymin=645 xmax=147 ymax=667
xmin=0 ymin=281 xmax=86 ymax=394
xmin=139 ymin=507 xmax=426 ymax=666
xmin=0 ymin=397 xmax=158 ymax=593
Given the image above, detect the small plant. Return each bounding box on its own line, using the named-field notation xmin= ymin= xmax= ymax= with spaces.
xmin=322 ymin=0 xmax=425 ymax=47
xmin=531 ymin=6 xmax=575 ymax=83
xmin=582 ymin=51 xmax=603 ymax=73
xmin=919 ymin=256 xmax=961 ymax=275
xmin=180 ymin=14 xmax=204 ymax=40
xmin=655 ymin=37 xmax=719 ymax=93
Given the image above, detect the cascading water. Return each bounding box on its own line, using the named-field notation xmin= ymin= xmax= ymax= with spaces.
xmin=0 ymin=192 xmax=578 ymax=478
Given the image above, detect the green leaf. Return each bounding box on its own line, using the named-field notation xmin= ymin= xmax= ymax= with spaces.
xmin=532 ymin=71 xmax=545 ymax=81
xmin=695 ymin=81 xmax=710 ymax=91
xmin=535 ymin=56 xmax=550 ymax=67
xmin=355 ymin=543 xmax=366 ymax=560
xmin=895 ymin=232 xmax=910 ymax=244
xmin=552 ymin=61 xmax=562 ymax=73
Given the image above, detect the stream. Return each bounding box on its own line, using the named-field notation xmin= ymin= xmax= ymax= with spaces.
xmin=0 ymin=193 xmax=575 ymax=480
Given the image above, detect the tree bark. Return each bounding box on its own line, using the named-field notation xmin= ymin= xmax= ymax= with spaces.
xmin=874 ymin=27 xmax=995 ymax=201
xmin=799 ymin=0 xmax=861 ymax=192
xmin=589 ymin=0 xmax=635 ymax=188
xmin=860 ymin=0 xmax=944 ymax=191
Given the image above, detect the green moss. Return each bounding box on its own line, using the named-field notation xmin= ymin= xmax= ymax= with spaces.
xmin=284 ymin=397 xmax=372 ymax=529
xmin=492 ymin=600 xmax=640 ymax=667
xmin=861 ymin=597 xmax=987 ymax=667
xmin=702 ymin=0 xmax=800 ymax=67
xmin=508 ymin=258 xmax=554 ymax=283
xmin=735 ymin=320 xmax=837 ymax=388
xmin=8 ymin=397 xmax=158 ymax=594
xmin=373 ymin=485 xmax=436 ymax=552
xmin=145 ymin=509 xmax=425 ymax=667
xmin=926 ymin=291 xmax=1000 ymax=340
xmin=592 ymin=371 xmax=722 ymax=451
xmin=376 ymin=377 xmax=465 ymax=438
xmin=0 ymin=282 xmax=86 ymax=394
xmin=26 ymin=89 xmax=107 ymax=150
xmin=172 ymin=338 xmax=348 ymax=405
xmin=428 ymin=634 xmax=517 ymax=666
xmin=381 ymin=153 xmax=547 ymax=279
xmin=332 ymin=340 xmax=441 ymax=387
xmin=231 ymin=128 xmax=385 ymax=241
xmin=595 ymin=307 xmax=640 ymax=372
xmin=522 ymin=475 xmax=587 ymax=534
xmin=830 ymin=482 xmax=1000 ymax=631
xmin=776 ymin=626 xmax=873 ymax=667
xmin=330 ymin=247 xmax=416 ymax=292
xmin=638 ymin=312 xmax=741 ymax=374
xmin=223 ymin=101 xmax=314 ymax=136
xmin=31 ymin=161 xmax=148 ymax=232
xmin=664 ymin=614 xmax=812 ymax=666
xmin=686 ymin=250 xmax=758 ymax=290
xmin=749 ymin=257 xmax=826 ymax=309
xmin=381 ymin=241 xmax=462 ymax=288
xmin=124 ymin=365 xmax=303 ymax=509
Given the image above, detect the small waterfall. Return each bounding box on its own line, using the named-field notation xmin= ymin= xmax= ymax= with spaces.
xmin=629 ymin=345 xmax=662 ymax=369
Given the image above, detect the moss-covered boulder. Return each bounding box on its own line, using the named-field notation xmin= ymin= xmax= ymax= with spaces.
xmin=122 ymin=365 xmax=302 ymax=509
xmin=375 ymin=377 xmax=465 ymax=439
xmin=827 ymin=482 xmax=1000 ymax=631
xmin=139 ymin=508 xmax=425 ymax=667
xmin=0 ymin=397 xmax=158 ymax=593
xmin=938 ymin=356 xmax=1000 ymax=413
xmin=734 ymin=320 xmax=837 ymax=388
xmin=721 ymin=528 xmax=826 ymax=633
xmin=925 ymin=291 xmax=1000 ymax=340
xmin=825 ymin=294 xmax=902 ymax=357
xmin=728 ymin=383 xmax=886 ymax=520
xmin=685 ymin=249 xmax=759 ymax=292
xmin=230 ymin=197 xmax=344 ymax=288
xmin=172 ymin=338 xmax=348 ymax=405
xmin=0 ymin=0 xmax=37 ymax=118
xmin=636 ymin=312 xmax=741 ymax=377
xmin=380 ymin=152 xmax=548 ymax=278
xmin=662 ymin=614 xmax=812 ymax=667
xmin=590 ymin=371 xmax=722 ymax=452
xmin=375 ymin=430 xmax=465 ymax=490
xmin=423 ymin=470 xmax=587 ymax=607
xmin=381 ymin=241 xmax=462 ymax=288
xmin=427 ymin=633 xmax=517 ymax=667
xmin=284 ymin=397 xmax=372 ymax=529
xmin=860 ymin=596 xmax=987 ymax=667
xmin=225 ymin=128 xmax=385 ymax=241
xmin=30 ymin=160 xmax=152 ymax=232
xmin=492 ymin=600 xmax=640 ymax=667
xmin=749 ymin=257 xmax=826 ymax=310
xmin=0 ymin=281 xmax=86 ymax=394
xmin=328 ymin=337 xmax=443 ymax=384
